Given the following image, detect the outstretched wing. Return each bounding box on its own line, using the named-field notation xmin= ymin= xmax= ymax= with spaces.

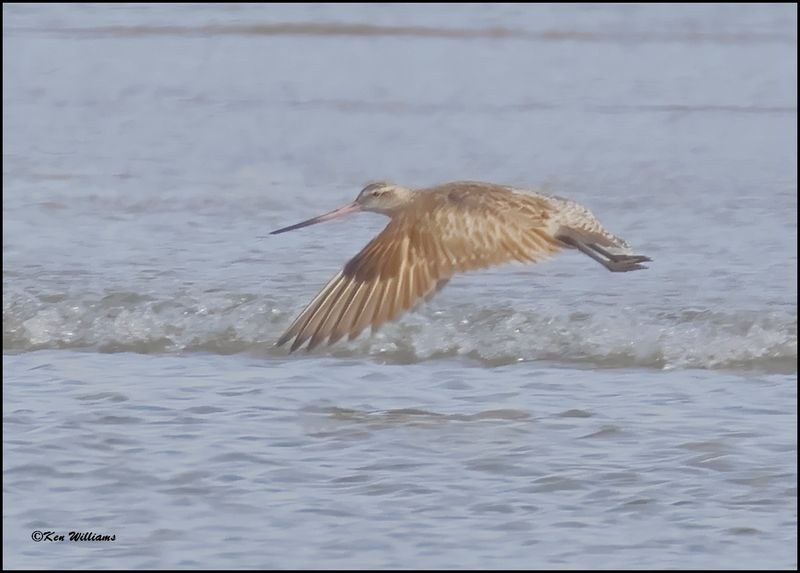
xmin=277 ymin=189 xmax=562 ymax=352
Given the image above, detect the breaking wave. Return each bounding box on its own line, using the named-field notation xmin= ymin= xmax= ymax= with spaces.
xmin=3 ymin=287 xmax=795 ymax=373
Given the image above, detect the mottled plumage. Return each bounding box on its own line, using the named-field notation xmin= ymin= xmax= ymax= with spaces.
xmin=271 ymin=181 xmax=650 ymax=352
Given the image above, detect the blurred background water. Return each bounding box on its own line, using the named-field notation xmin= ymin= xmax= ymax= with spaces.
xmin=3 ymin=3 xmax=797 ymax=569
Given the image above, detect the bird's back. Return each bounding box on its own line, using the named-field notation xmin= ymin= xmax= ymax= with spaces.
xmin=414 ymin=181 xmax=631 ymax=252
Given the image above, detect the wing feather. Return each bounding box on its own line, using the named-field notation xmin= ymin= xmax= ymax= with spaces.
xmin=277 ymin=272 xmax=344 ymax=347
xmin=291 ymin=275 xmax=349 ymax=352
xmin=345 ymin=279 xmax=382 ymax=341
xmin=327 ymin=280 xmax=368 ymax=345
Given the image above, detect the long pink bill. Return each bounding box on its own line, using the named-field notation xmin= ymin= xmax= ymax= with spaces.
xmin=269 ymin=201 xmax=361 ymax=235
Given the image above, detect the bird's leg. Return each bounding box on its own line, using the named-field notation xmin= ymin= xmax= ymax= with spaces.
xmin=557 ymin=234 xmax=648 ymax=272
xmin=588 ymin=243 xmax=652 ymax=264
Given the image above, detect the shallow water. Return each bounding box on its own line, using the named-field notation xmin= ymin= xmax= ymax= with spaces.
xmin=3 ymin=3 xmax=797 ymax=569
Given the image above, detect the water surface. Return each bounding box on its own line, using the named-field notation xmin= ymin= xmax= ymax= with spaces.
xmin=3 ymin=3 xmax=797 ymax=569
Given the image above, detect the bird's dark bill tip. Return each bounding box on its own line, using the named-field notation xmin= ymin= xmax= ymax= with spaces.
xmin=269 ymin=202 xmax=361 ymax=236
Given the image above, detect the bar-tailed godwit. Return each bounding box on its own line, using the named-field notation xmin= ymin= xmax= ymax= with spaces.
xmin=271 ymin=181 xmax=650 ymax=352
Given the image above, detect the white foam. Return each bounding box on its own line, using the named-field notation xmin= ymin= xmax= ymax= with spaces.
xmin=3 ymin=288 xmax=796 ymax=373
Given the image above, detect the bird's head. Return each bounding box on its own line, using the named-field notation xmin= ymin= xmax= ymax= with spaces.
xmin=269 ymin=181 xmax=413 ymax=235
xmin=354 ymin=181 xmax=414 ymax=214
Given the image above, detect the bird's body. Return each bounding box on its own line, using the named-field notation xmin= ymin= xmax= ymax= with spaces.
xmin=271 ymin=181 xmax=650 ymax=352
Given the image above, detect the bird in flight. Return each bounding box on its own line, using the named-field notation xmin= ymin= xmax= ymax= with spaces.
xmin=271 ymin=181 xmax=650 ymax=352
